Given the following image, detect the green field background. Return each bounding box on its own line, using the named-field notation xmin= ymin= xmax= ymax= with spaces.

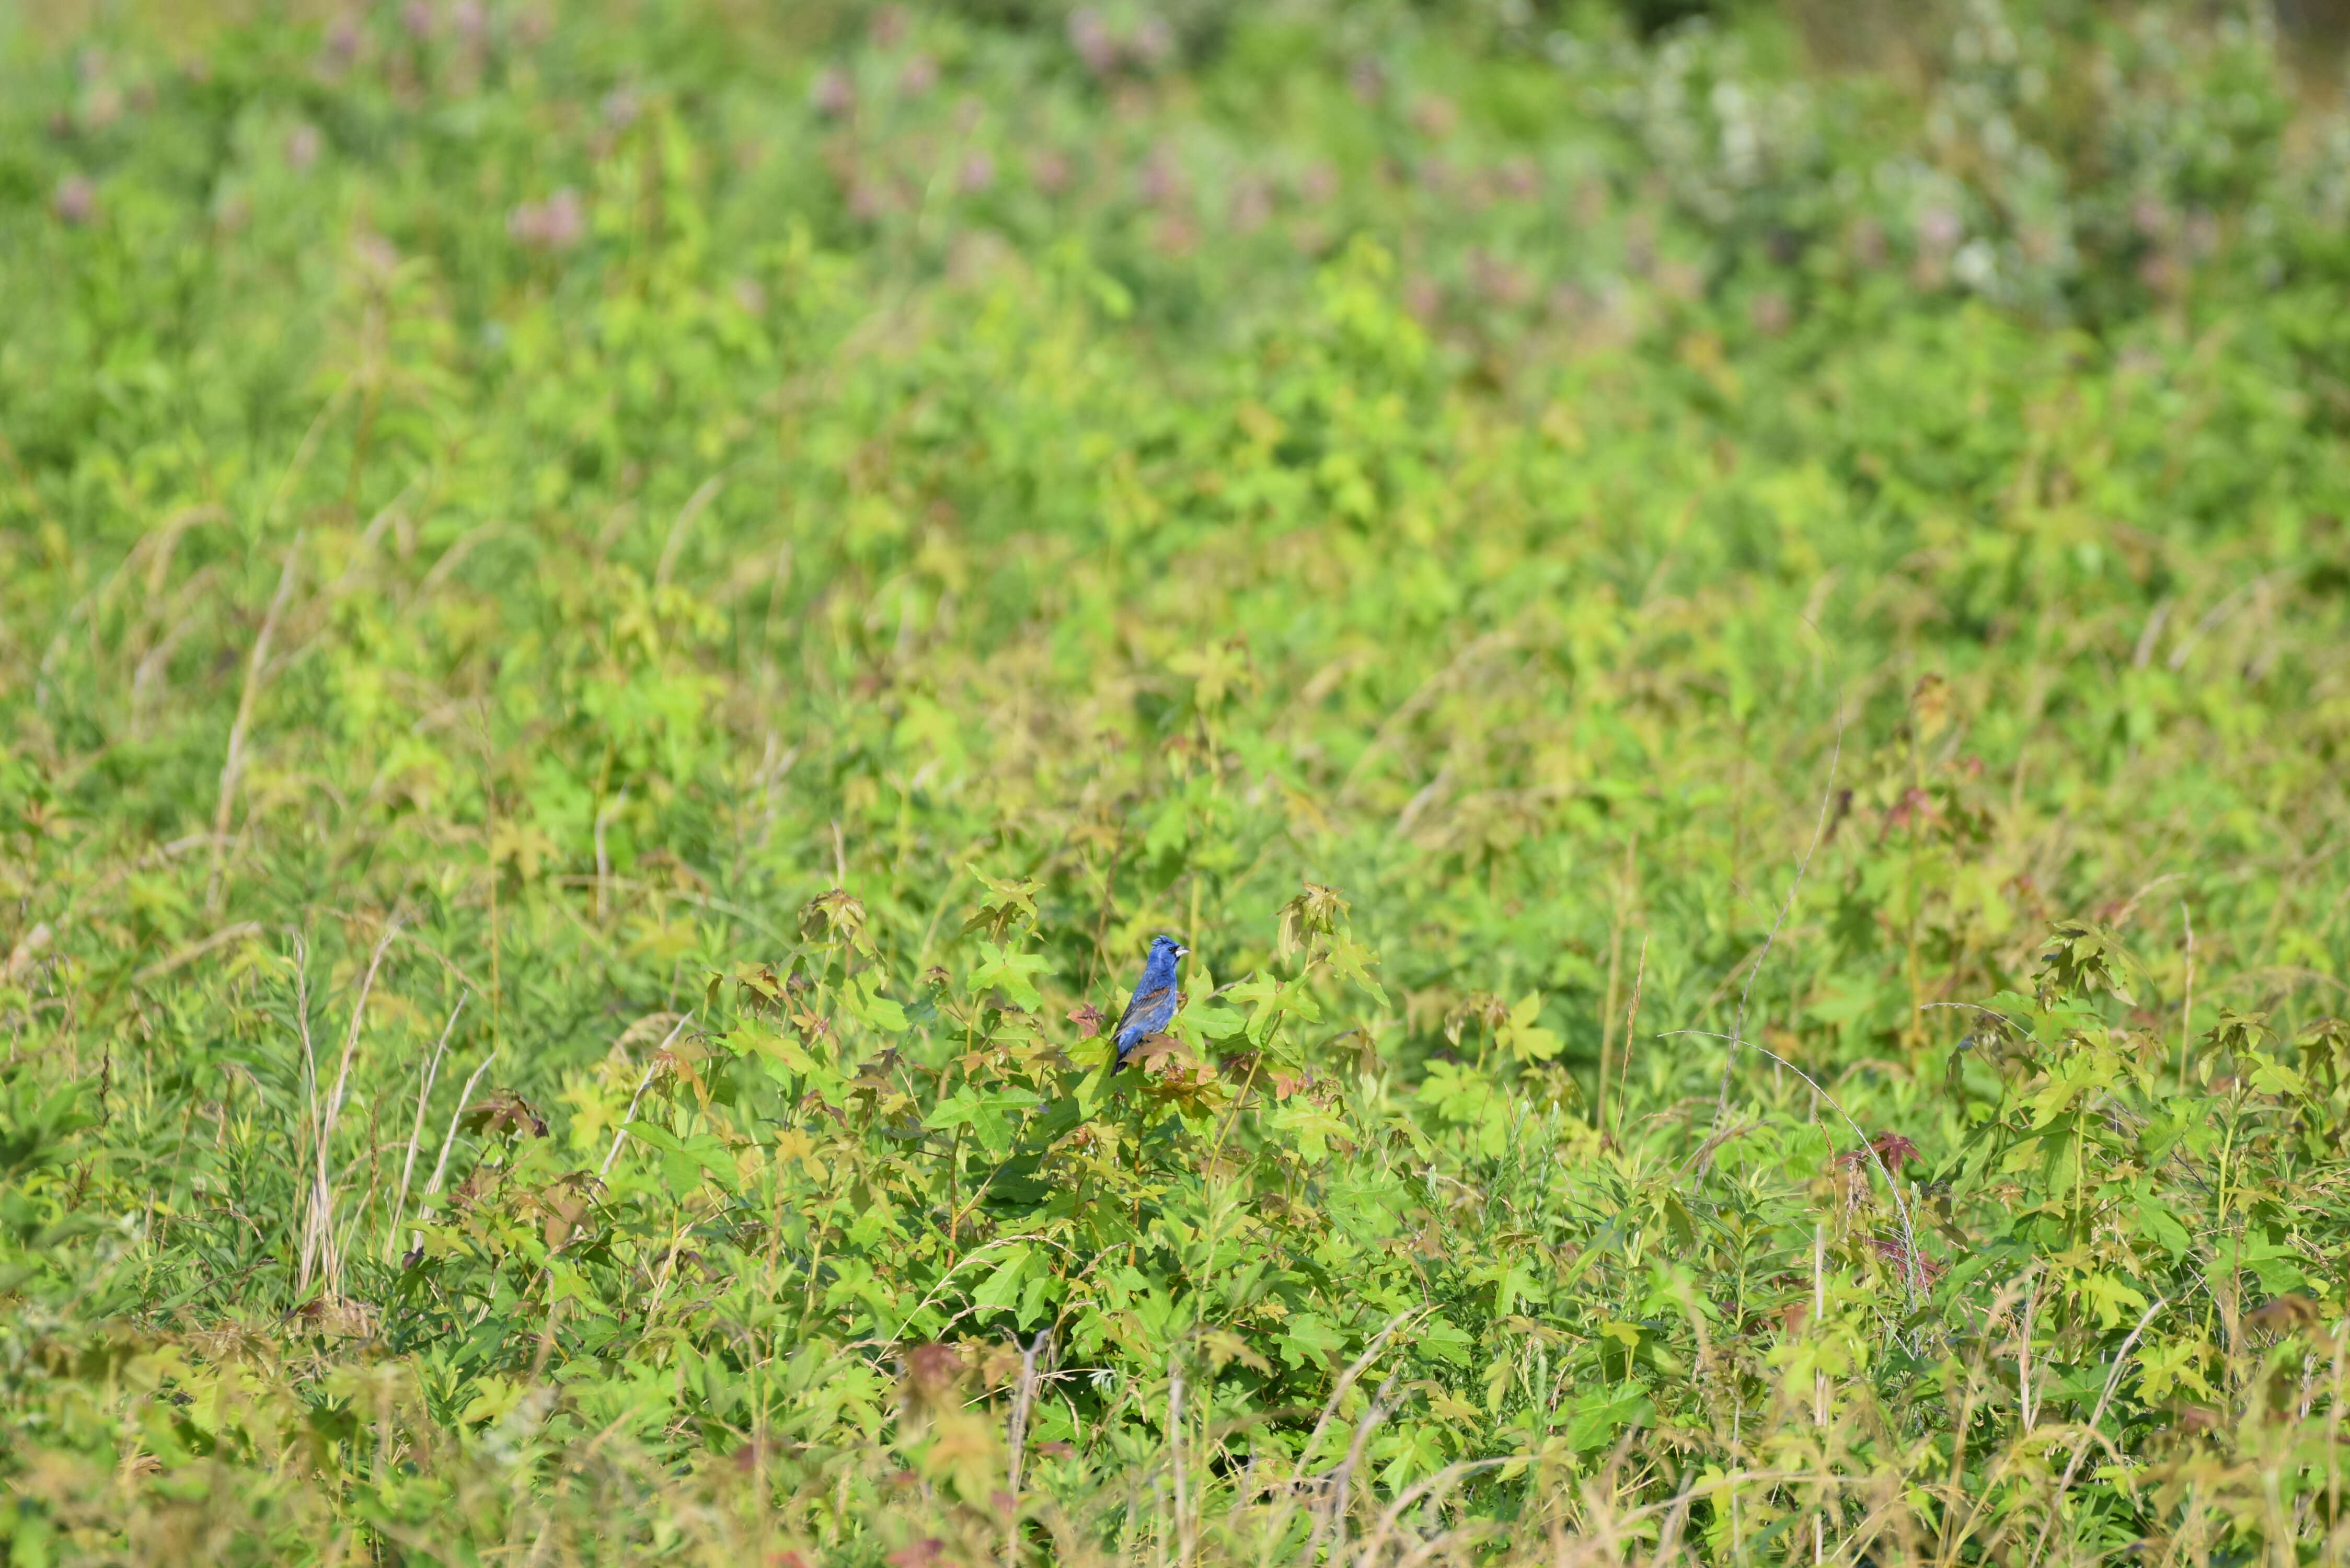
xmin=6 ymin=1 xmax=2350 ymax=1563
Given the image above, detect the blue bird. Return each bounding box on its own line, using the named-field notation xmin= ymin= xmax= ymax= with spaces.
xmin=1110 ymin=935 xmax=1189 ymax=1064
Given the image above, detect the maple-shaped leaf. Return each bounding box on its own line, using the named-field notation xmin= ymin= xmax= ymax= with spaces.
xmin=460 ymin=1090 xmax=547 ymax=1139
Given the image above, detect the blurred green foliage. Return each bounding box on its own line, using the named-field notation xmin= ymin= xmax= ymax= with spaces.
xmin=6 ymin=0 xmax=2350 ymax=1562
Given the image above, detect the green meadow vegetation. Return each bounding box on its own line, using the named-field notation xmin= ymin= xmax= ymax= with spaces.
xmin=9 ymin=0 xmax=2350 ymax=1561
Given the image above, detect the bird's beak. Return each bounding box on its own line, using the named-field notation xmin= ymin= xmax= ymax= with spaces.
xmin=1176 ymin=945 xmax=1191 ymax=957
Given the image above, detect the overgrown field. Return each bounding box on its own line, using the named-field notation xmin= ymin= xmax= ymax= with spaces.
xmin=9 ymin=1 xmax=2350 ymax=1562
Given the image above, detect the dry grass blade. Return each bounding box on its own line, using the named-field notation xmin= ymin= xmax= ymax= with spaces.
xmin=205 ymin=535 xmax=305 ymax=912
xmin=1360 ymin=1456 xmax=1530 ymax=1563
xmin=420 ymin=1050 xmax=499 ymax=1219
xmin=1006 ymin=1329 xmax=1051 ymax=1567
xmin=299 ymin=915 xmax=401 ymax=1302
xmin=1288 ymin=1309 xmax=1426 ymax=1489
xmin=600 ymin=1012 xmax=693 ymax=1181
xmin=384 ymin=993 xmax=466 ymax=1263
xmin=2026 ymin=1297 xmax=2166 ymax=1568
xmin=1168 ymin=1355 xmax=1192 ymax=1568
xmin=131 ymin=920 xmax=264 ymax=986
xmin=1665 ymin=1030 xmax=1924 ymax=1305
xmin=1306 ymin=1373 xmax=1399 ymax=1566
xmin=656 ymin=474 xmax=727 ymax=587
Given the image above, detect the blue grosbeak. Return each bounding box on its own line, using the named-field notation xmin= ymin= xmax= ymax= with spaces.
xmin=1111 ymin=935 xmax=1189 ymax=1064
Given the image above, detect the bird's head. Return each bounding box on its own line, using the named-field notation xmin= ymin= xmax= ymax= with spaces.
xmin=1150 ymin=934 xmax=1190 ymax=963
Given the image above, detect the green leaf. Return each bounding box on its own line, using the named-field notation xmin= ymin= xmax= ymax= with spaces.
xmin=846 ymin=973 xmax=910 ymax=1033
xmin=2133 ymin=1196 xmax=2194 ymax=1262
xmin=1278 ymin=1312 xmax=1345 ymax=1370
xmin=1272 ymin=1100 xmax=1350 ymax=1164
xmin=1562 ymin=1385 xmax=1651 ymax=1452
xmin=970 ymin=1245 xmax=1031 ymax=1312
xmin=1496 ymin=992 xmax=1561 ymax=1064
xmin=969 ymin=941 xmax=1051 ymax=1011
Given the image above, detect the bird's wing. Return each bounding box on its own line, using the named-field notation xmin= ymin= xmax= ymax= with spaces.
xmin=1113 ymin=982 xmax=1177 ymax=1046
